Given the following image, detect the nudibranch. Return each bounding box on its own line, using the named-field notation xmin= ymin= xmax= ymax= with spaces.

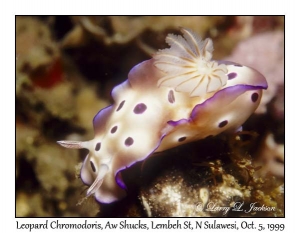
xmin=58 ymin=28 xmax=267 ymax=203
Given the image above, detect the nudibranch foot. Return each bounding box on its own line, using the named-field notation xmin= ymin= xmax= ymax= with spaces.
xmin=57 ymin=28 xmax=267 ymax=203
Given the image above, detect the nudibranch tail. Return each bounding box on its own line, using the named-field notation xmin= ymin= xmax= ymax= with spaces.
xmin=154 ymin=28 xmax=228 ymax=97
